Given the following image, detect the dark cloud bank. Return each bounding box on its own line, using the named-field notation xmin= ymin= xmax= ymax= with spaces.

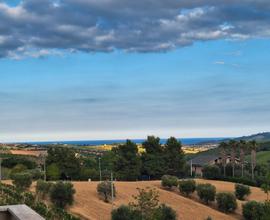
xmin=0 ymin=0 xmax=270 ymax=58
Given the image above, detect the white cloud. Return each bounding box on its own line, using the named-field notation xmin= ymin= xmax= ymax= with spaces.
xmin=0 ymin=0 xmax=270 ymax=58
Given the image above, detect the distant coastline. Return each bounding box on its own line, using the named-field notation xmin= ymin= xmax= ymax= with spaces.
xmin=13 ymin=137 xmax=228 ymax=146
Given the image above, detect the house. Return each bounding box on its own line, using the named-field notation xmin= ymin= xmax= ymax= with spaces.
xmin=189 ymin=155 xmax=240 ymax=177
xmin=0 ymin=204 xmax=44 ymax=220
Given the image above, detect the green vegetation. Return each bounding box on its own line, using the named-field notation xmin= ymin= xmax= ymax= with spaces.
xmin=178 ymin=179 xmax=196 ymax=197
xmin=49 ymin=181 xmax=76 ymax=209
xmin=242 ymin=201 xmax=266 ymax=220
xmin=216 ymin=192 xmax=237 ymax=213
xmin=11 ymin=172 xmax=32 ymax=191
xmin=161 ymin=175 xmax=178 ymax=189
xmin=234 ymin=184 xmax=251 ymax=200
xmin=36 ymin=180 xmax=53 ymax=200
xmin=0 ymin=182 xmax=79 ymax=220
xmin=196 ymin=183 xmax=216 ymax=204
xmin=97 ymin=181 xmax=115 ymax=203
xmin=112 ymin=187 xmax=176 ymax=220
xmin=112 ymin=140 xmax=142 ymax=181
xmin=202 ymin=165 xmax=220 ymax=180
xmin=245 ymin=151 xmax=270 ymax=165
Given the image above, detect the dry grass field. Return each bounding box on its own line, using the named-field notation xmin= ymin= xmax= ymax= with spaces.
xmin=69 ymin=180 xmax=246 ymax=220
xmin=3 ymin=179 xmax=266 ymax=220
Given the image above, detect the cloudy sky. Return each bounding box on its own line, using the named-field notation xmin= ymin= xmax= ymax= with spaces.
xmin=0 ymin=0 xmax=270 ymax=142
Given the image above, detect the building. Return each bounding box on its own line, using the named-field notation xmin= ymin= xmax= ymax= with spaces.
xmin=0 ymin=205 xmax=44 ymax=220
xmin=189 ymin=155 xmax=240 ymax=176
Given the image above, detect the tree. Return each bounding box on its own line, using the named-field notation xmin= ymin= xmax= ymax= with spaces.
xmin=234 ymin=184 xmax=251 ymax=200
xmin=239 ymin=140 xmax=247 ymax=177
xmin=216 ymin=192 xmax=237 ymax=213
xmin=47 ymin=163 xmax=60 ymax=180
xmin=49 ymin=181 xmax=75 ymax=208
xmin=249 ymin=140 xmax=258 ymax=181
xmin=112 ymin=187 xmax=176 ymax=220
xmin=242 ymin=201 xmax=265 ymax=220
xmin=46 ymin=146 xmax=81 ymax=180
xmin=219 ymin=142 xmax=228 ymax=177
xmin=97 ymin=181 xmax=116 ymax=202
xmin=153 ymin=204 xmax=177 ymax=220
xmin=36 ymin=180 xmax=53 ymax=200
xmin=164 ymin=137 xmax=185 ymax=176
xmin=228 ymin=140 xmax=238 ymax=177
xmin=161 ymin=175 xmax=178 ymax=190
xmin=202 ymin=165 xmax=220 ymax=179
xmin=130 ymin=187 xmax=159 ymax=219
xmin=79 ymin=167 xmax=99 ymax=181
xmin=10 ymin=164 xmax=27 ymax=177
xmin=113 ymin=140 xmax=142 ymax=181
xmin=196 ymin=183 xmax=216 ymax=204
xmin=12 ymin=172 xmax=32 ymax=191
xmin=111 ymin=205 xmax=142 ymax=220
xmin=261 ymin=172 xmax=270 ymax=201
xmin=141 ymin=136 xmax=166 ymax=179
xmin=178 ymin=179 xmax=196 ymax=197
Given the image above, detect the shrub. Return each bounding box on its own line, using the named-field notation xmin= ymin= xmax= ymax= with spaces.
xmin=202 ymin=165 xmax=220 ymax=180
xmin=47 ymin=163 xmax=60 ymax=180
xmin=153 ymin=204 xmax=177 ymax=220
xmin=111 ymin=205 xmax=142 ymax=220
xmin=97 ymin=181 xmax=116 ymax=202
xmin=161 ymin=175 xmax=178 ymax=189
xmin=79 ymin=168 xmax=99 ymax=181
xmin=235 ymin=184 xmax=251 ymax=200
xmin=178 ymin=179 xmax=196 ymax=197
xmin=10 ymin=164 xmax=27 ymax=178
xmin=242 ymin=201 xmax=265 ymax=220
xmin=36 ymin=180 xmax=53 ymax=199
xmin=12 ymin=172 xmax=32 ymax=190
xmin=49 ymin=181 xmax=75 ymax=208
xmin=216 ymin=192 xmax=237 ymax=213
xmin=196 ymin=183 xmax=216 ymax=204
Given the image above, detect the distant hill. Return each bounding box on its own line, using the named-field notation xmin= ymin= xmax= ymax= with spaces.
xmin=235 ymin=132 xmax=270 ymax=142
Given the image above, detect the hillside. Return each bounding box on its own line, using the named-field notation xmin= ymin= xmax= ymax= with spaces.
xmin=235 ymin=132 xmax=270 ymax=142
xmin=245 ymin=151 xmax=270 ymax=164
xmin=68 ymin=180 xmax=266 ymax=220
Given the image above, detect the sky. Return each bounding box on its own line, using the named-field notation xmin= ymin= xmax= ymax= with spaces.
xmin=0 ymin=0 xmax=270 ymax=142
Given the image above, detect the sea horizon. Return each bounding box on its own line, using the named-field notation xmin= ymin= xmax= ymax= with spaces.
xmin=5 ymin=137 xmax=231 ymax=146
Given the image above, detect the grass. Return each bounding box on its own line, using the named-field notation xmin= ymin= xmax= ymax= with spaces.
xmin=245 ymin=151 xmax=270 ymax=164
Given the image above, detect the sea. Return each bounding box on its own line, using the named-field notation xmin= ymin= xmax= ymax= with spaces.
xmin=23 ymin=137 xmax=227 ymax=146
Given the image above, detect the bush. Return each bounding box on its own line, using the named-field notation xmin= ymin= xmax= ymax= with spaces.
xmin=36 ymin=180 xmax=53 ymax=199
xmin=47 ymin=163 xmax=60 ymax=180
xmin=216 ymin=192 xmax=237 ymax=213
xmin=111 ymin=205 xmax=142 ymax=220
xmin=178 ymin=179 xmax=196 ymax=197
xmin=242 ymin=201 xmax=265 ymax=220
xmin=49 ymin=181 xmax=75 ymax=208
xmin=161 ymin=175 xmax=178 ymax=189
xmin=196 ymin=183 xmax=216 ymax=204
xmin=153 ymin=204 xmax=177 ymax=220
xmin=79 ymin=168 xmax=99 ymax=181
xmin=235 ymin=184 xmax=251 ymax=200
xmin=202 ymin=165 xmax=220 ymax=180
xmin=97 ymin=181 xmax=116 ymax=202
xmin=10 ymin=164 xmax=27 ymax=178
xmin=12 ymin=172 xmax=32 ymax=190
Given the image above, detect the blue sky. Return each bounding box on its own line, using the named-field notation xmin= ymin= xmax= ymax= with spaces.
xmin=0 ymin=1 xmax=270 ymax=141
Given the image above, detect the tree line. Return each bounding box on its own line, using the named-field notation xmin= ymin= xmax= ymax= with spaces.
xmin=45 ymin=136 xmax=186 ymax=181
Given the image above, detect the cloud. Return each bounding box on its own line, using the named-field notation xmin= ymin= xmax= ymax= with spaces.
xmin=0 ymin=0 xmax=270 ymax=58
xmin=214 ymin=61 xmax=225 ymax=65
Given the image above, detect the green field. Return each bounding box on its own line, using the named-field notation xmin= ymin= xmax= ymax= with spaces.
xmin=245 ymin=151 xmax=270 ymax=164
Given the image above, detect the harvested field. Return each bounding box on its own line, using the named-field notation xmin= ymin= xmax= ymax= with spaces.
xmin=69 ymin=181 xmax=237 ymax=220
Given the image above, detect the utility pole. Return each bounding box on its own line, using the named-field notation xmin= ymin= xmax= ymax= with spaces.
xmin=44 ymin=156 xmax=46 ymax=181
xmin=0 ymin=158 xmax=2 ymax=182
xmin=190 ymin=160 xmax=193 ymax=177
xmin=111 ymin=172 xmax=114 ymax=210
xmin=99 ymin=157 xmax=102 ymax=182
